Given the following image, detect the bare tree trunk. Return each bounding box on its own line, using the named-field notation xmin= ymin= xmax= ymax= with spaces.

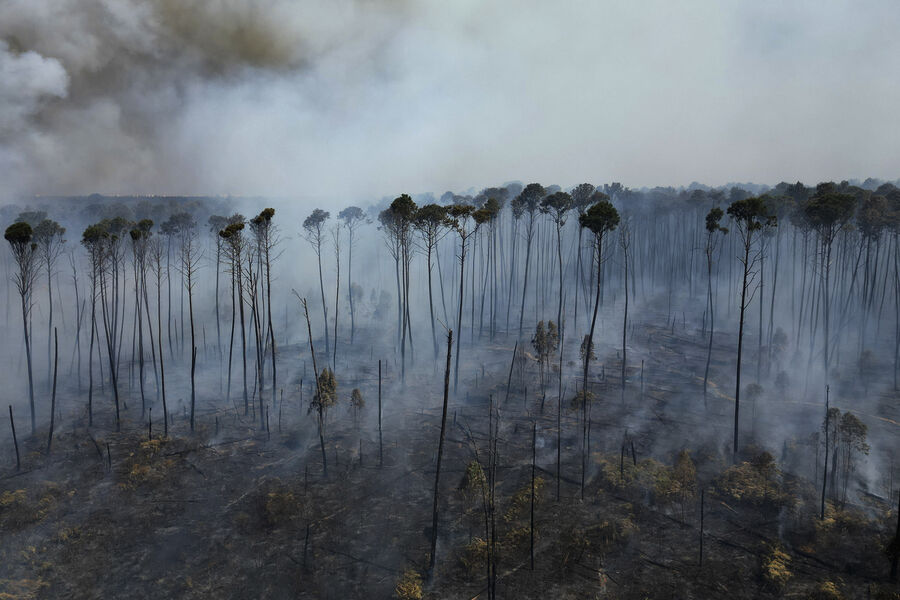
xmin=530 ymin=421 xmax=536 ymax=570
xmin=265 ymin=242 xmax=276 ymax=419
xmin=333 ymin=231 xmax=341 ymax=371
xmin=46 ymin=328 xmax=58 ymax=453
xmin=88 ymin=271 xmax=96 ymax=426
xmin=317 ymin=243 xmax=330 ymax=357
xmin=429 ymin=329 xmax=453 ymax=575
xmin=582 ymin=235 xmax=604 ymax=499
xmin=621 ymin=228 xmax=629 ymax=403
xmin=454 ymin=236 xmax=467 ymax=392
xmin=20 ymin=291 xmax=35 ymax=435
xmin=156 ymin=262 xmax=168 ymax=437
xmin=518 ymin=218 xmax=534 ymax=338
xmin=301 ymin=297 xmax=327 ymax=477
xmin=427 ymin=243 xmax=438 ymax=359
xmin=891 ymin=486 xmax=899 ymax=581
xmin=9 ymin=405 xmax=20 ymax=470
xmin=215 ymin=241 xmax=222 ymax=358
xmin=821 ymin=386 xmax=830 ymax=520
xmin=734 ymin=236 xmax=752 ymax=462
xmin=378 ymin=359 xmax=383 ymax=467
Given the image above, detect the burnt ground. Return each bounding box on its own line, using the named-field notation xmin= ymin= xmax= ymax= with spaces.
xmin=1 ymin=304 xmax=899 ymax=599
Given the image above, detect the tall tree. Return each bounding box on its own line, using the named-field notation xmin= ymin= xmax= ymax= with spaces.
xmin=578 ymin=194 xmax=619 ymax=498
xmin=303 ymin=209 xmax=331 ymax=356
xmin=338 ymin=207 xmax=365 ymax=344
xmin=331 ymin=224 xmax=341 ymax=370
xmin=208 ymin=215 xmax=230 ymax=360
xmin=128 ymin=220 xmax=153 ymax=416
xmin=619 ymin=219 xmax=630 ymax=402
xmin=569 ymin=183 xmax=595 ymax=336
xmin=251 ymin=208 xmax=277 ymax=416
xmin=82 ymin=224 xmax=105 ymax=427
xmin=513 ymin=183 xmax=546 ymax=337
xmin=415 ymin=204 xmax=450 ymax=359
xmin=149 ymin=230 xmax=169 ymax=436
xmin=726 ymin=196 xmax=776 ymax=462
xmin=540 ymin=191 xmax=573 ymax=335
xmin=220 ymin=219 xmax=249 ymax=416
xmin=5 ymin=222 xmax=39 ymax=434
xmin=98 ymin=217 xmax=130 ymax=431
xmin=429 ymin=329 xmax=453 ymax=574
xmin=32 ymin=219 xmax=66 ymax=386
xmin=703 ymin=207 xmax=728 ymax=402
xmin=380 ymin=196 xmax=418 ymax=380
xmin=448 ymin=204 xmax=491 ymax=392
xmin=174 ymin=213 xmax=200 ymax=431
xmin=804 ymin=186 xmax=856 ymax=378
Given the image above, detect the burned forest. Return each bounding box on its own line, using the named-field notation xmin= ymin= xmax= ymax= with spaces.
xmin=2 ymin=2 xmax=900 ymax=598
xmin=0 ymin=182 xmax=898 ymax=599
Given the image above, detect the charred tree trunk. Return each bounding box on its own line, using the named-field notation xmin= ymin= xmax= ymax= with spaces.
xmin=429 ymin=329 xmax=453 ymax=575
xmin=8 ymin=405 xmax=20 ymax=471
xmin=46 ymin=328 xmax=58 ymax=453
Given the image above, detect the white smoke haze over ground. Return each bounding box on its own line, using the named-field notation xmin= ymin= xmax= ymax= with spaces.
xmin=0 ymin=0 xmax=899 ymax=202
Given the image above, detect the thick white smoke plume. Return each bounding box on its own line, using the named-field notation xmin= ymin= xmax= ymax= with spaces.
xmin=1 ymin=0 xmax=899 ymax=201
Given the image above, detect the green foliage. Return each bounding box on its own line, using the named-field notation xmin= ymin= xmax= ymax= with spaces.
xmin=0 ymin=483 xmax=67 ymax=530
xmin=579 ymin=333 xmax=596 ymax=363
xmin=394 ymin=568 xmax=423 ymax=600
xmin=554 ymin=525 xmax=590 ymax=572
xmin=705 ymin=206 xmax=728 ymax=234
xmin=672 ymin=450 xmax=697 ymax=509
xmin=570 ymin=183 xmax=596 ymax=213
xmin=569 ymin=388 xmax=595 ymax=411
xmin=815 ymin=506 xmax=870 ymax=545
xmin=839 ymin=411 xmax=869 ymax=456
xmin=531 ymin=321 xmax=559 ymax=366
xmin=459 ymin=460 xmax=486 ymax=501
xmin=460 ymin=537 xmax=489 ymax=576
xmin=807 ymin=580 xmax=845 ymax=600
xmin=32 ymin=219 xmax=66 ymax=249
xmin=596 ymin=454 xmax=692 ymax=510
xmin=5 ymin=221 xmax=33 ymax=246
xmin=129 ymin=219 xmax=153 ymax=242
xmin=350 ymin=388 xmax=364 ymax=410
xmin=504 ymin=477 xmax=545 ymax=524
xmin=589 ymin=517 xmax=637 ymax=553
xmin=311 ymin=368 xmax=337 ymax=414
xmin=511 ymin=183 xmax=546 ymax=218
xmin=715 ymin=452 xmax=790 ymax=509
xmin=414 ymin=203 xmax=449 ymax=233
xmin=303 ymin=209 xmax=330 ymax=248
xmin=218 ymin=221 xmax=245 ymax=240
xmin=304 ymin=208 xmax=330 ymax=229
xmin=805 ymin=190 xmax=856 ymax=236
xmin=762 ymin=545 xmax=792 ymax=590
xmin=389 ymin=194 xmax=418 ymax=222
xmin=540 ymin=191 xmax=573 ymax=224
xmin=121 ymin=439 xmax=174 ymax=490
xmin=578 ymin=197 xmax=619 ymax=236
xmin=727 ymin=195 xmax=778 ymax=232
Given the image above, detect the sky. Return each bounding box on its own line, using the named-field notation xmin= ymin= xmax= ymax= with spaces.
xmin=1 ymin=0 xmax=898 ymax=203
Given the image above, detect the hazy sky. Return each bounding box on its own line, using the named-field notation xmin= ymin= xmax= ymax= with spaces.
xmin=1 ymin=0 xmax=898 ymax=202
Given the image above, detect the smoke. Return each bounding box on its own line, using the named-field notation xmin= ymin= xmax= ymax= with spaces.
xmin=1 ymin=1 xmax=899 ymax=200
